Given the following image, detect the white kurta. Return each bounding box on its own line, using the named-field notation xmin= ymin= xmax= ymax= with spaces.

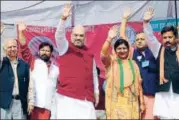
xmin=144 ymin=23 xmax=179 ymax=119
xmin=56 ymin=93 xmax=96 ymax=119
xmin=32 ymin=59 xmax=59 ymax=111
xmin=54 ymin=19 xmax=99 ymax=119
xmin=153 ymin=83 xmax=179 ymax=119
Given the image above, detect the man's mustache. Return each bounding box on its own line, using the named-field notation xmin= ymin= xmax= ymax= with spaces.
xmin=164 ymin=41 xmax=171 ymax=45
xmin=41 ymin=54 xmax=48 ymax=57
xmin=75 ymin=39 xmax=82 ymax=42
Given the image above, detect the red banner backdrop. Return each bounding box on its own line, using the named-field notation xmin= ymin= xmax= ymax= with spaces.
xmin=18 ymin=22 xmax=162 ymax=79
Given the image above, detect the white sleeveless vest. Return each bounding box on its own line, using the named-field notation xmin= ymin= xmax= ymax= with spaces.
xmin=31 ymin=59 xmax=59 ymax=110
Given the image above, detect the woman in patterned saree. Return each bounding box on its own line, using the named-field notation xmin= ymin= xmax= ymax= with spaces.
xmin=100 ymin=26 xmax=146 ymax=119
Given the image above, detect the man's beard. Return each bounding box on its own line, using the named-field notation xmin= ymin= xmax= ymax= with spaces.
xmin=74 ymin=40 xmax=84 ymax=48
xmin=40 ymin=54 xmax=50 ymax=62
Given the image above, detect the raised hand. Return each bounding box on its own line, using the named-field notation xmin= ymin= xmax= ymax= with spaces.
xmin=17 ymin=22 xmax=27 ymax=31
xmin=123 ymin=8 xmax=131 ymax=20
xmin=62 ymin=3 xmax=72 ymax=19
xmin=107 ymin=25 xmax=118 ymax=41
xmin=17 ymin=21 xmax=27 ymax=45
xmin=143 ymin=7 xmax=154 ymax=22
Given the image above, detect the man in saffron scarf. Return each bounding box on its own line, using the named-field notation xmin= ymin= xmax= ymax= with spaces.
xmin=100 ymin=25 xmax=145 ymax=119
xmin=143 ymin=8 xmax=179 ymax=119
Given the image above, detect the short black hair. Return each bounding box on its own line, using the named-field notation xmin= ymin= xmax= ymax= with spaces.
xmin=114 ymin=38 xmax=130 ymax=51
xmin=39 ymin=42 xmax=54 ymax=52
xmin=161 ymin=25 xmax=178 ymax=37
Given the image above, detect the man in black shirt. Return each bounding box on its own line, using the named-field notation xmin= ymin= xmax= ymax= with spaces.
xmin=143 ymin=8 xmax=179 ymax=119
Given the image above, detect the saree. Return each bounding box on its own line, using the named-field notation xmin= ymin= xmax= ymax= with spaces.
xmin=104 ymin=55 xmax=142 ymax=119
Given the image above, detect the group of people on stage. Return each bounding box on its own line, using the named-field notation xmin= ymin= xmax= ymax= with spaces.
xmin=1 ymin=3 xmax=179 ymax=119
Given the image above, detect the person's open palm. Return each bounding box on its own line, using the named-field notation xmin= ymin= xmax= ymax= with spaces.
xmin=123 ymin=8 xmax=131 ymax=19
xmin=17 ymin=22 xmax=27 ymax=31
xmin=143 ymin=7 xmax=154 ymax=22
xmin=108 ymin=25 xmax=118 ymax=40
xmin=62 ymin=3 xmax=72 ymax=18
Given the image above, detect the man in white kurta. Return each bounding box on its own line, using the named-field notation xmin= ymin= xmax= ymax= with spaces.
xmin=143 ymin=8 xmax=179 ymax=119
xmin=18 ymin=23 xmax=64 ymax=119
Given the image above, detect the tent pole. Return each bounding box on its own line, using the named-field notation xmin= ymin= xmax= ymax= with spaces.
xmin=71 ymin=3 xmax=75 ymax=28
xmin=174 ymin=0 xmax=178 ymax=27
xmin=2 ymin=23 xmax=14 ymax=26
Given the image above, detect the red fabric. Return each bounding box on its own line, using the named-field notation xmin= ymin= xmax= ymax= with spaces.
xmin=57 ymin=42 xmax=95 ymax=102
xmin=30 ymin=107 xmax=51 ymax=120
xmin=18 ymin=22 xmax=162 ymax=79
xmin=17 ymin=26 xmax=58 ymax=65
xmin=19 ymin=43 xmax=35 ymax=70
xmin=65 ymin=22 xmax=144 ymax=79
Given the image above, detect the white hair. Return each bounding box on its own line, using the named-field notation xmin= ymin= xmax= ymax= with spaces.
xmin=2 ymin=38 xmax=17 ymax=51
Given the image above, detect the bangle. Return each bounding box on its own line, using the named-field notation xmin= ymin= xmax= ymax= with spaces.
xmin=60 ymin=15 xmax=67 ymax=21
xmin=106 ymin=40 xmax=111 ymax=44
xmin=143 ymin=20 xmax=149 ymax=24
xmin=106 ymin=37 xmax=112 ymax=43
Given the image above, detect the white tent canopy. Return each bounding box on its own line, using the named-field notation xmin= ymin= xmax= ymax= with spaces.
xmin=1 ymin=1 xmax=178 ymax=26
xmin=1 ymin=1 xmax=178 ymax=59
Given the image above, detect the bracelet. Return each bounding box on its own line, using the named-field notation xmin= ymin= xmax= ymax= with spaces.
xmin=60 ymin=15 xmax=67 ymax=21
xmin=106 ymin=40 xmax=112 ymax=44
xmin=106 ymin=40 xmax=111 ymax=42
xmin=106 ymin=38 xmax=112 ymax=43
xmin=143 ymin=20 xmax=149 ymax=24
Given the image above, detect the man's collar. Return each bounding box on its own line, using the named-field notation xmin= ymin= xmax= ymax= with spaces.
xmin=166 ymin=44 xmax=178 ymax=52
xmin=6 ymin=56 xmax=18 ymax=61
xmin=171 ymin=45 xmax=177 ymax=51
xmin=4 ymin=56 xmax=20 ymax=64
xmin=36 ymin=57 xmax=52 ymax=65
